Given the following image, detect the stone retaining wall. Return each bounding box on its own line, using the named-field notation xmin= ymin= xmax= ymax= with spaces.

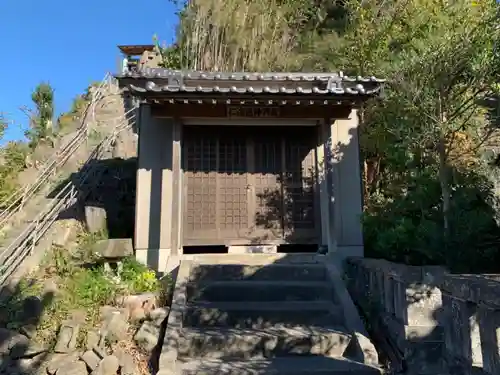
xmin=345 ymin=257 xmax=500 ymax=375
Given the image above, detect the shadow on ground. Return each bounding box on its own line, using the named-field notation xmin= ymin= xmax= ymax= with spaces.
xmin=0 ymin=282 xmax=54 ymax=375
xmin=48 ymin=157 xmax=137 ymax=240
xmin=152 ymin=253 xmax=382 ymax=375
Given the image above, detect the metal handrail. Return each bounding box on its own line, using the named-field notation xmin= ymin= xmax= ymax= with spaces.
xmin=0 ymin=73 xmax=113 ymax=229
xmin=0 ymin=106 xmax=136 ymax=283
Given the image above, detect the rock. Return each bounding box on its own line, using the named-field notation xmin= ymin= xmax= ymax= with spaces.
xmin=54 ymin=320 xmax=80 ymax=353
xmin=148 ymin=307 xmax=169 ymax=326
xmin=21 ymin=296 xmax=43 ymax=324
xmin=84 ymin=206 xmax=107 ymax=234
xmin=101 ymin=311 xmax=128 ymax=343
xmin=0 ymin=357 xmax=13 ymax=373
xmin=19 ymin=324 xmax=36 ymax=339
xmin=93 ymin=239 xmax=133 ymax=260
xmin=0 ymin=330 xmax=46 ymax=360
xmin=134 ymin=320 xmax=160 ymax=352
xmin=81 ymin=350 xmax=101 ymax=371
xmin=91 ymin=355 xmax=119 ymax=375
xmin=70 ymin=310 xmax=87 ymax=325
xmin=86 ymin=329 xmax=103 ymax=351
xmin=8 ymin=352 xmax=46 ymax=374
xmin=142 ymin=298 xmax=157 ymax=316
xmin=0 ymin=328 xmax=18 ymax=354
xmin=47 ymin=353 xmax=81 ymax=375
xmin=115 ymin=292 xmax=157 ymax=309
xmin=129 ymin=306 xmax=146 ymax=323
xmin=114 ymin=348 xmax=138 ymax=375
xmin=55 ymin=359 xmax=88 ymax=375
xmin=9 ymin=337 xmax=47 ymax=359
xmin=92 ymin=345 xmax=107 ymax=360
xmin=118 ymin=307 xmax=130 ymax=322
xmin=43 ymin=278 xmax=58 ymax=294
xmin=100 ymin=306 xmax=128 ymax=322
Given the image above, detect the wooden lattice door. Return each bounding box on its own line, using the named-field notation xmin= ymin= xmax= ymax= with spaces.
xmin=282 ymin=127 xmax=317 ymax=242
xmin=183 ymin=125 xmax=318 ymax=246
xmin=183 ymin=126 xmax=251 ymax=245
xmin=249 ymin=126 xmax=317 ymax=243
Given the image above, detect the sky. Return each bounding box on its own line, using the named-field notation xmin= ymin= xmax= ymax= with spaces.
xmin=0 ymin=0 xmax=179 ymax=143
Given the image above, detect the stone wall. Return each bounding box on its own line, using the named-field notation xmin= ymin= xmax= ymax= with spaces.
xmin=344 ymin=257 xmax=500 ymax=375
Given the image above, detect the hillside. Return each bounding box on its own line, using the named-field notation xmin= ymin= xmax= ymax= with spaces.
xmin=0 ymin=75 xmax=137 ymax=284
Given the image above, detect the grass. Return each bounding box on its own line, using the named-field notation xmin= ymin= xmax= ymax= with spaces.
xmin=0 ymin=228 xmax=165 ymax=348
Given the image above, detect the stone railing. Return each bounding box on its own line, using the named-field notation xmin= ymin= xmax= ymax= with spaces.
xmin=344 ymin=257 xmax=500 ymax=375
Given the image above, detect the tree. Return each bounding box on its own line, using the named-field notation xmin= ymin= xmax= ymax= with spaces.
xmin=330 ymin=0 xmax=500 ymax=268
xmin=0 ymin=113 xmax=7 ymax=141
xmin=24 ymin=82 xmax=55 ymax=147
xmin=166 ymin=0 xmax=500 ymax=270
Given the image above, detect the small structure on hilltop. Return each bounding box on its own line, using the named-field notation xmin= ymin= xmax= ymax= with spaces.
xmin=117 ymin=45 xmax=162 ymax=74
xmin=115 ymin=66 xmax=385 ymax=271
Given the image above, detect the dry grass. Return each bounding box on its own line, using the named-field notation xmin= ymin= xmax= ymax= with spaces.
xmin=177 ymin=0 xmax=303 ymax=71
xmin=112 ymin=333 xmax=151 ymax=375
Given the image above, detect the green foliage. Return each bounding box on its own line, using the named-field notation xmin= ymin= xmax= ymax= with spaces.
xmin=121 ymin=257 xmax=162 ymax=293
xmin=26 ymin=82 xmax=55 ymax=147
xmin=68 ymin=267 xmax=115 ymax=307
xmin=57 ymin=95 xmax=89 ymax=130
xmin=3 ymin=227 xmax=164 ymax=346
xmin=168 ymin=0 xmax=500 ymax=272
xmin=154 ymin=35 xmax=182 ymax=69
xmin=0 ymin=141 xmax=28 ymax=206
xmin=0 ymin=114 xmax=7 ymax=140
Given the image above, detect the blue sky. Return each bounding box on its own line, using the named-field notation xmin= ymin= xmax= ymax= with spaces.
xmin=0 ymin=0 xmax=179 ymax=143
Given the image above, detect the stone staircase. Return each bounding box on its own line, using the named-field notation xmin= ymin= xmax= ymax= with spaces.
xmin=158 ymin=254 xmax=382 ymax=374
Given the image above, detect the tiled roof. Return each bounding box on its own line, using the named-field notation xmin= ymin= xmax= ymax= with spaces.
xmin=116 ymin=68 xmax=385 ymax=97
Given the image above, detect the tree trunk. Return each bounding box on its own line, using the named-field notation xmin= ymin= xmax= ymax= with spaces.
xmin=438 ymin=136 xmax=451 ymax=240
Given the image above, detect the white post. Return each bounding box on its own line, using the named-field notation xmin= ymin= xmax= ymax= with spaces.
xmin=122 ymin=56 xmax=129 ymax=74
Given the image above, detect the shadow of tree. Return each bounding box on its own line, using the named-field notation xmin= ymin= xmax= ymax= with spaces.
xmin=361 ymin=158 xmax=500 ymax=273
xmin=156 ymin=253 xmax=381 ymax=375
xmin=47 ymin=157 xmax=137 ymax=240
xmin=0 ymin=280 xmax=54 ymax=375
xmin=183 ymin=124 xmax=321 ymax=248
xmin=345 ymin=257 xmax=500 ymax=375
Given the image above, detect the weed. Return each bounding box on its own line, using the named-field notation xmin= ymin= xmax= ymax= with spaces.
xmin=121 ymin=257 xmax=161 ymax=294
xmin=2 ymin=228 xmax=165 ymax=349
xmin=51 ymin=245 xmax=75 ymax=277
xmin=75 ymin=228 xmax=108 ymax=262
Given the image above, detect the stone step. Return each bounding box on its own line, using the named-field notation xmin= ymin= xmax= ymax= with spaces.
xmin=187 ymin=280 xmax=336 ymax=302
xmin=177 ymin=357 xmax=382 ymax=374
xmin=189 ymin=264 xmax=328 ymax=283
xmin=184 ymin=301 xmax=343 ymax=329
xmin=176 ymin=325 xmax=352 ymax=360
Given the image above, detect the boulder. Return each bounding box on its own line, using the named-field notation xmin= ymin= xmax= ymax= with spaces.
xmin=93 ymin=239 xmax=133 ymax=260
xmin=54 ymin=320 xmax=80 ymax=353
xmin=134 ymin=321 xmax=160 ymax=353
xmin=81 ymin=350 xmax=101 ymax=372
xmin=55 ymin=359 xmax=88 ymax=375
xmin=84 ymin=206 xmax=107 ymax=234
xmin=91 ymin=355 xmax=119 ymax=375
xmin=47 ymin=352 xmax=81 ymax=375
xmin=114 ymin=348 xmax=139 ymax=375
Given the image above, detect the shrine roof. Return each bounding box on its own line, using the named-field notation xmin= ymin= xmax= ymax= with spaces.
xmin=115 ymin=68 xmax=385 ymax=98
xmin=118 ymin=45 xmax=155 ymax=56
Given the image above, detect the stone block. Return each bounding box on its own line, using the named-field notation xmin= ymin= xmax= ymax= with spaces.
xmin=84 ymin=206 xmax=107 ymax=234
xmin=93 ymin=238 xmax=133 ymax=259
xmin=477 ymin=305 xmax=500 ymax=374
